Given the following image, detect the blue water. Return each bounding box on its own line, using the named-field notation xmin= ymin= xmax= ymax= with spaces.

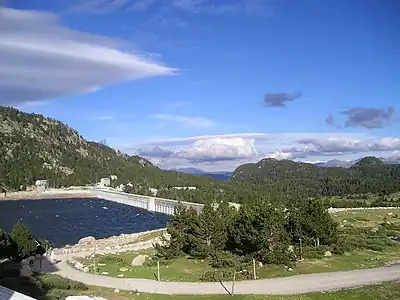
xmin=0 ymin=198 xmax=170 ymax=247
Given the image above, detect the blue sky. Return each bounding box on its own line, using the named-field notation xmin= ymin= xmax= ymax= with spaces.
xmin=1 ymin=0 xmax=399 ymax=171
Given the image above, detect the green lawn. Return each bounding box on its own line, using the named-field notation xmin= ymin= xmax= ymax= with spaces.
xmin=331 ymin=208 xmax=400 ymax=228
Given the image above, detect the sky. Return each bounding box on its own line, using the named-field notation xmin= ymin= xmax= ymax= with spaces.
xmin=1 ymin=0 xmax=399 ymax=171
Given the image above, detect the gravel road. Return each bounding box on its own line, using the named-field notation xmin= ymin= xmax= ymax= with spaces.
xmin=45 ymin=261 xmax=400 ymax=295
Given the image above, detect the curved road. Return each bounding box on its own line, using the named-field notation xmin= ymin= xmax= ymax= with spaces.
xmin=47 ymin=261 xmax=400 ymax=295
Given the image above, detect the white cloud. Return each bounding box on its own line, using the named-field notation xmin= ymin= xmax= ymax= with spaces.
xmin=0 ymin=8 xmax=175 ymax=107
xmin=174 ymin=137 xmax=261 ymax=161
xmin=152 ymin=113 xmax=215 ymax=128
xmin=119 ymin=132 xmax=400 ymax=172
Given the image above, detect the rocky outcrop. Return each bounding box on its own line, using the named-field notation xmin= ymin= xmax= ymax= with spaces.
xmin=78 ymin=236 xmax=96 ymax=244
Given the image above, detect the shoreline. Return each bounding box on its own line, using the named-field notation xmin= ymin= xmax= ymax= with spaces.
xmin=0 ymin=190 xmax=97 ymax=201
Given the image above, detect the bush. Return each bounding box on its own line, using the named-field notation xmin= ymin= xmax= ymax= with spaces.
xmin=38 ymin=274 xmax=88 ymax=291
xmin=0 ymin=276 xmax=44 ymax=299
xmin=210 ymin=251 xmax=241 ymax=269
xmin=200 ymin=268 xmax=252 ymax=282
xmin=301 ymin=246 xmax=331 ymax=259
xmin=97 ymin=255 xmax=125 ymax=266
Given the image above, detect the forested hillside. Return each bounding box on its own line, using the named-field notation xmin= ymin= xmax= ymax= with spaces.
xmin=232 ymin=157 xmax=400 ymax=196
xmin=0 ymin=107 xmax=213 ymax=191
xmin=2 ymin=106 xmax=400 ymax=206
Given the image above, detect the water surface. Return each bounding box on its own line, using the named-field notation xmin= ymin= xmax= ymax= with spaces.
xmin=0 ymin=198 xmax=170 ymax=247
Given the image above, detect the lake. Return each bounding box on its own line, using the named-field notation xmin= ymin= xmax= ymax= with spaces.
xmin=0 ymin=198 xmax=170 ymax=247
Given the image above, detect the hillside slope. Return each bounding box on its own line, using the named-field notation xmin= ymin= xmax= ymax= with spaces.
xmin=0 ymin=107 xmax=213 ymax=191
xmin=232 ymin=157 xmax=400 ymax=196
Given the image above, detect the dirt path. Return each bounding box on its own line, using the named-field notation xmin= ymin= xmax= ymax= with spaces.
xmin=45 ymin=260 xmax=400 ymax=295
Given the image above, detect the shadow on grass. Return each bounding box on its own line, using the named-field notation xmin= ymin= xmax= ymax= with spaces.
xmin=0 ymin=256 xmax=69 ymax=300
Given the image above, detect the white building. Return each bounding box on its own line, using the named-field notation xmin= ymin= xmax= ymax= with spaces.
xmin=99 ymin=178 xmax=110 ymax=187
xmin=35 ymin=179 xmax=47 ymax=193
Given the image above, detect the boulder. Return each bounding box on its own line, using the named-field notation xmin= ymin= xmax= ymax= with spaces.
xmin=78 ymin=236 xmax=96 ymax=244
xmin=74 ymin=262 xmax=84 ymax=270
xmin=131 ymin=254 xmax=147 ymax=266
xmin=83 ymin=266 xmax=89 ymax=273
xmin=258 ymin=262 xmax=263 ymax=268
xmin=114 ymin=289 xmax=120 ymax=294
xmin=324 ymin=251 xmax=332 ymax=257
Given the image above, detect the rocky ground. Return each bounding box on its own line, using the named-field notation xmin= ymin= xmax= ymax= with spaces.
xmin=54 ymin=228 xmax=168 ymax=255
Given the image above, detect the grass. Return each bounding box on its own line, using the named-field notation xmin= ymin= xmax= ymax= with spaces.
xmin=37 ymin=281 xmax=400 ymax=300
xmin=135 ymin=229 xmax=165 ymax=242
xmin=331 ymin=208 xmax=400 ymax=228
xmin=75 ymin=208 xmax=400 ymax=282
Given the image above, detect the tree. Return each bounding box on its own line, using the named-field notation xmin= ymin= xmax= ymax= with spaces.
xmin=9 ymin=222 xmax=37 ymax=260
xmin=286 ymin=198 xmax=338 ymax=246
xmin=227 ymin=199 xmax=291 ymax=264
xmin=189 ymin=202 xmax=236 ymax=258
xmin=0 ymin=228 xmax=8 ymax=258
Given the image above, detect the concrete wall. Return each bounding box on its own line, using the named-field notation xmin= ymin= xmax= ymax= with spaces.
xmin=93 ymin=188 xmax=204 ymax=216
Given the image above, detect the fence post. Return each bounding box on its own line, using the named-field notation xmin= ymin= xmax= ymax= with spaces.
xmin=157 ymin=260 xmax=160 ymax=281
xmin=299 ymin=238 xmax=303 ymax=260
xmin=253 ymin=258 xmax=256 ymax=279
xmin=231 ymin=271 xmax=236 ymax=296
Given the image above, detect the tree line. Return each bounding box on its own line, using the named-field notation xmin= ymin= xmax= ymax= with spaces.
xmin=155 ymin=196 xmax=338 ymax=280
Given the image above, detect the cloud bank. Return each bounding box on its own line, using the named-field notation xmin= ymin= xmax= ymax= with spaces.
xmin=0 ymin=8 xmax=175 ymax=107
xmin=127 ymin=133 xmax=400 ymax=171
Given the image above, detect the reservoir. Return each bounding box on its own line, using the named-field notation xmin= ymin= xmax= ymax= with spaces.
xmin=0 ymin=198 xmax=171 ymax=247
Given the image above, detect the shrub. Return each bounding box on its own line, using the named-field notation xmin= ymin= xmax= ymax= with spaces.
xmin=200 ymin=268 xmax=252 ymax=282
xmin=301 ymin=246 xmax=331 ymax=259
xmin=210 ymin=251 xmax=241 ymax=269
xmin=97 ymin=255 xmax=125 ymax=266
xmin=38 ymin=274 xmax=88 ymax=291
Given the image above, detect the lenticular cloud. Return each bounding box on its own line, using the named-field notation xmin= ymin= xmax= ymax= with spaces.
xmin=0 ymin=8 xmax=175 ymax=106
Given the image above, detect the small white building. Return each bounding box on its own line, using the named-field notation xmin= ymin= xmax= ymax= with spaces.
xmin=35 ymin=179 xmax=47 ymax=193
xmin=99 ymin=178 xmax=110 ymax=187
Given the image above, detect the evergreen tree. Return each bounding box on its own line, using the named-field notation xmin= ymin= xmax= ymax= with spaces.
xmin=9 ymin=222 xmax=37 ymax=260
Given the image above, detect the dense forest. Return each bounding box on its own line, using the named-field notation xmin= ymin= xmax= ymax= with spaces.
xmin=232 ymin=157 xmax=400 ymax=196
xmin=1 ymin=106 xmax=400 ymax=207
xmin=0 ymin=106 xmax=214 ymax=191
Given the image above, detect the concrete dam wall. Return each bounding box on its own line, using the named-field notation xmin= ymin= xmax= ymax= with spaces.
xmin=93 ymin=189 xmax=204 ymax=216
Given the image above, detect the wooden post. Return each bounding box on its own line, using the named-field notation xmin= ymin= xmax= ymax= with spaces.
xmin=93 ymin=246 xmax=97 ymax=274
xmin=299 ymin=238 xmax=303 ymax=259
xmin=157 ymin=260 xmax=161 ymax=281
xmin=317 ymin=237 xmax=320 ymax=248
xmin=253 ymin=258 xmax=256 ymax=279
xmin=231 ymin=271 xmax=236 ymax=296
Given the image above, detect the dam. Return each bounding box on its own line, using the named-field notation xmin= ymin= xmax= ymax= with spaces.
xmin=43 ymin=187 xmax=240 ymax=216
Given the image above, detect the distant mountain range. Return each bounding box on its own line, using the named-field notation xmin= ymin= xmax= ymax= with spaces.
xmin=315 ymin=156 xmax=400 ymax=168
xmin=171 ymin=168 xmax=233 ymax=181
